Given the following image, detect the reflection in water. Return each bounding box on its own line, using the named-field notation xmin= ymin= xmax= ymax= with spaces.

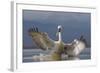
xmin=67 ymin=56 xmax=80 ymax=60
xmin=32 ymin=53 xmax=80 ymax=61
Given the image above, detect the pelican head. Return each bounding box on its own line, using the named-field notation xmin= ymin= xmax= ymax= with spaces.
xmin=58 ymin=25 xmax=62 ymax=32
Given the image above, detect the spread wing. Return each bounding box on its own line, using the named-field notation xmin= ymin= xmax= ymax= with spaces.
xmin=63 ymin=36 xmax=87 ymax=56
xmin=28 ymin=26 xmax=55 ymax=50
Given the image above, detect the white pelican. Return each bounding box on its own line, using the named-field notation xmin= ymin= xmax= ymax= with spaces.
xmin=64 ymin=38 xmax=86 ymax=57
xmin=28 ymin=25 xmax=86 ymax=61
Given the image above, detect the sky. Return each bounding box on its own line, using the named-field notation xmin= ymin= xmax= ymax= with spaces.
xmin=23 ymin=10 xmax=91 ymax=49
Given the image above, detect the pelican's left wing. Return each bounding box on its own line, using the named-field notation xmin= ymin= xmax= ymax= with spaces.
xmin=28 ymin=26 xmax=55 ymax=50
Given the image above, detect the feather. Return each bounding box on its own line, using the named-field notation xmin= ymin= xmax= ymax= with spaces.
xmin=28 ymin=26 xmax=54 ymax=50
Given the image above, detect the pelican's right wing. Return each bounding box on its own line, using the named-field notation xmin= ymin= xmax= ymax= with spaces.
xmin=28 ymin=26 xmax=55 ymax=50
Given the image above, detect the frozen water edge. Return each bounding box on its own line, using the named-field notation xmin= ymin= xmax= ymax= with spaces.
xmin=23 ymin=54 xmax=91 ymax=62
xmin=23 ymin=48 xmax=91 ymax=62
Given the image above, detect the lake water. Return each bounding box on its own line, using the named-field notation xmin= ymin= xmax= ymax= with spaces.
xmin=23 ymin=48 xmax=91 ymax=63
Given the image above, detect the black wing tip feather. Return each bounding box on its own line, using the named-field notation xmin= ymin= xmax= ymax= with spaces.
xmin=79 ymin=35 xmax=88 ymax=47
xmin=28 ymin=25 xmax=39 ymax=32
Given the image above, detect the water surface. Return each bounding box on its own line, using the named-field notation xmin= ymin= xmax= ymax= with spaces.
xmin=23 ymin=48 xmax=91 ymax=63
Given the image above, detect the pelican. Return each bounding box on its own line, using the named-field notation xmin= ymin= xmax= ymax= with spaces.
xmin=64 ymin=37 xmax=86 ymax=57
xmin=28 ymin=25 xmax=86 ymax=61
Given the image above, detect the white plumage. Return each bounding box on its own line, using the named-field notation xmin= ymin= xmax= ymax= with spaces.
xmin=28 ymin=25 xmax=86 ymax=61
